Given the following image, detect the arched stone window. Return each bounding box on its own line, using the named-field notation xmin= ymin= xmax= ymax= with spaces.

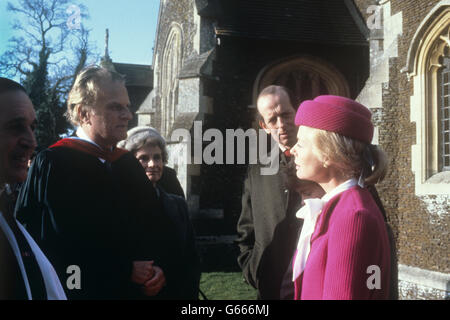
xmin=161 ymin=23 xmax=183 ymax=137
xmin=254 ymin=55 xmax=350 ymax=107
xmin=406 ymin=2 xmax=450 ymax=194
xmin=438 ymin=52 xmax=450 ymax=171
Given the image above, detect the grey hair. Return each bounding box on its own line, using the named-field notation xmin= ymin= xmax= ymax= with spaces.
xmin=65 ymin=65 xmax=125 ymax=126
xmin=117 ymin=126 xmax=168 ymax=164
xmin=256 ymin=85 xmax=295 ymax=124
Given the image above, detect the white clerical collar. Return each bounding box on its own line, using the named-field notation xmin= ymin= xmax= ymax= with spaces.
xmin=0 ymin=210 xmax=67 ymax=299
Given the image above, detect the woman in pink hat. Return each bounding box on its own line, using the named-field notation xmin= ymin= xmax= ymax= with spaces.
xmin=290 ymin=95 xmax=391 ymax=300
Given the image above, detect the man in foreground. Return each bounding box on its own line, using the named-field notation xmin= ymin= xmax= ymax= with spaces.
xmin=0 ymin=77 xmax=66 ymax=299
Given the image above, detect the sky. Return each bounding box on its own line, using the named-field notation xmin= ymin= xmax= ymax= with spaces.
xmin=0 ymin=0 xmax=160 ymax=69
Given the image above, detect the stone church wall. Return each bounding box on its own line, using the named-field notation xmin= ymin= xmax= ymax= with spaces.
xmin=354 ymin=0 xmax=449 ymax=299
xmin=152 ymin=0 xmax=198 ymax=131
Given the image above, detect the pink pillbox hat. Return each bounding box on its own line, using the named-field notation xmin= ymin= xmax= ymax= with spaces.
xmin=295 ymin=95 xmax=374 ymax=144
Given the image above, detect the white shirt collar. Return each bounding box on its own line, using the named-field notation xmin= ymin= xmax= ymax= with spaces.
xmin=75 ymin=127 xmax=102 ymax=149
xmin=321 ymin=178 xmax=359 ymax=203
xmin=75 ymin=127 xmax=106 ymax=163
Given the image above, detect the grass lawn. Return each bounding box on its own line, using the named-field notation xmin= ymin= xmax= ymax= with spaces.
xmin=199 ymin=272 xmax=257 ymax=300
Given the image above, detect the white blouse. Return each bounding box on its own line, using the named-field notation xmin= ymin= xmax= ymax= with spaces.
xmin=292 ymin=178 xmax=360 ymax=281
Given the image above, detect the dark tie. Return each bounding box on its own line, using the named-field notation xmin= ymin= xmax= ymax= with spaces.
xmin=0 ymin=191 xmax=47 ymax=300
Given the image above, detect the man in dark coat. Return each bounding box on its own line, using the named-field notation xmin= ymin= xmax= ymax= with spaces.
xmin=0 ymin=78 xmax=66 ymax=300
xmin=237 ymin=85 xmax=324 ymax=300
xmin=15 ymin=67 xmax=176 ymax=299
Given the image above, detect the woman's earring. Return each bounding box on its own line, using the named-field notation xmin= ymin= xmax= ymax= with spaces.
xmin=323 ymin=162 xmax=328 ymax=168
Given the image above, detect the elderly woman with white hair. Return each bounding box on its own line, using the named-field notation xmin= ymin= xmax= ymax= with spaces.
xmin=118 ymin=126 xmax=200 ymax=300
xmin=118 ymin=126 xmax=184 ymax=197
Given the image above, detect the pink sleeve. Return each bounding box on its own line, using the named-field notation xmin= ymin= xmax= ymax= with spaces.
xmin=323 ymin=209 xmax=381 ymax=300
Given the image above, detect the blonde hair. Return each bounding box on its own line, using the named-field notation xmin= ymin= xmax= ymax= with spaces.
xmin=306 ymin=127 xmax=388 ymax=185
xmin=65 ymin=66 xmax=125 ymax=126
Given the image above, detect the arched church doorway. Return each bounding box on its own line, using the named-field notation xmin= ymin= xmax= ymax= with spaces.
xmin=254 ymin=55 xmax=350 ymax=107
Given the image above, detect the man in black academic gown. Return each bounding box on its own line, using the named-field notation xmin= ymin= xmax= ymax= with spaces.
xmin=16 ymin=66 xmax=177 ymax=299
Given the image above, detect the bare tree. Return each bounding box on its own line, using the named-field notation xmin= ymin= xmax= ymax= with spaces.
xmin=0 ymin=0 xmax=97 ymax=146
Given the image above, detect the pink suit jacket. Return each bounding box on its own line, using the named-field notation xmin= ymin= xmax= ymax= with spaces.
xmin=294 ymin=186 xmax=391 ymax=300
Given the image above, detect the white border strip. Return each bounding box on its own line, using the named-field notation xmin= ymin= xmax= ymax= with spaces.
xmin=398 ymin=264 xmax=450 ymax=291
